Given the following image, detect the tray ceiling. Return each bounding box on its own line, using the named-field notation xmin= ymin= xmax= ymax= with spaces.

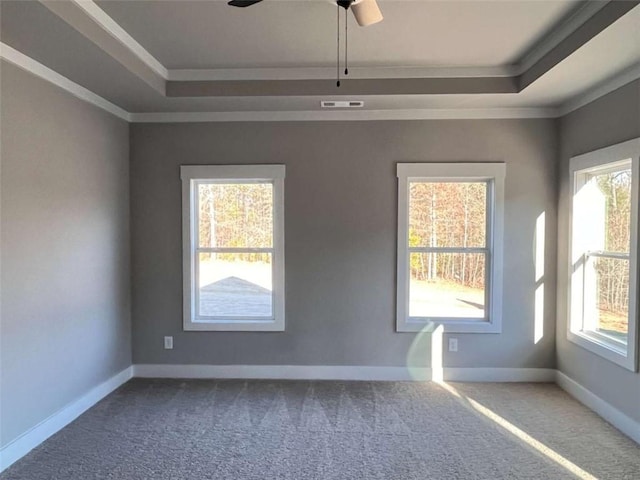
xmin=1 ymin=0 xmax=638 ymax=118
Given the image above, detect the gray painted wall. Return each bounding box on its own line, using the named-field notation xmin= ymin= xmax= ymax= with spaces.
xmin=557 ymin=80 xmax=640 ymax=422
xmin=131 ymin=119 xmax=558 ymax=368
xmin=0 ymin=63 xmax=131 ymax=447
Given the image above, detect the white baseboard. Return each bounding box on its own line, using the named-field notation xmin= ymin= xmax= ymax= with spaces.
xmin=0 ymin=366 xmax=133 ymax=473
xmin=444 ymin=367 xmax=556 ymax=382
xmin=134 ymin=364 xmax=427 ymax=381
xmin=555 ymin=371 xmax=640 ymax=444
xmin=133 ymin=364 xmax=556 ymax=383
xmin=6 ymin=365 xmax=635 ymax=474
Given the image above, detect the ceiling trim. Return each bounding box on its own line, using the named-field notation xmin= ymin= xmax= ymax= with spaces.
xmin=0 ymin=42 xmax=557 ymax=122
xmin=518 ymin=0 xmax=640 ymax=90
xmin=516 ymin=0 xmax=608 ymax=74
xmin=167 ymin=65 xmax=519 ymax=81
xmin=46 ymin=0 xmax=631 ymax=86
xmin=70 ymin=0 xmax=168 ymax=78
xmin=67 ymin=0 xmax=634 ymax=99
xmin=0 ymin=42 xmax=130 ymax=121
xmin=558 ymin=62 xmax=640 ymax=117
xmin=166 ymin=77 xmax=518 ymax=97
xmin=3 ymin=42 xmax=637 ymax=124
xmin=168 ymin=0 xmax=640 ymax=102
xmin=39 ymin=0 xmax=166 ymax=93
xmin=129 ymin=107 xmax=558 ymax=123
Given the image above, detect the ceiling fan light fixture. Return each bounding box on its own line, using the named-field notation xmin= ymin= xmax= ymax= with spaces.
xmin=351 ymin=0 xmax=383 ymax=27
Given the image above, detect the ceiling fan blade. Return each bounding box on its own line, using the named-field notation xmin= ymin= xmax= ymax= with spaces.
xmin=228 ymin=0 xmax=263 ymax=7
xmin=351 ymin=0 xmax=383 ymax=27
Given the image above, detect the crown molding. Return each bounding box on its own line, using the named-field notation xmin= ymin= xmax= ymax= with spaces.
xmin=5 ymin=42 xmax=637 ymax=124
xmin=518 ymin=1 xmax=639 ymax=91
xmin=0 ymin=42 xmax=130 ymax=121
xmin=39 ymin=0 xmax=166 ymax=93
xmin=558 ymin=62 xmax=640 ymax=117
xmin=35 ymin=0 xmax=638 ymax=107
xmin=516 ymin=0 xmax=608 ymax=74
xmin=0 ymin=43 xmax=556 ymax=122
xmin=43 ymin=0 xmax=620 ymax=85
xmin=130 ymin=107 xmax=558 ymax=123
xmin=70 ymin=0 xmax=168 ymax=79
xmin=167 ymin=65 xmax=519 ymax=81
xmin=36 ymin=0 xmax=525 ymax=83
xmin=166 ymin=76 xmax=519 ymax=97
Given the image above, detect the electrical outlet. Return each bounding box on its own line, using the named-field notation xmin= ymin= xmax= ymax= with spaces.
xmin=164 ymin=336 xmax=173 ymax=350
xmin=448 ymin=338 xmax=458 ymax=352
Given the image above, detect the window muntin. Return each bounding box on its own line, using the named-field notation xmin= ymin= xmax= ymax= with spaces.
xmin=568 ymin=138 xmax=639 ymax=371
xmin=585 ymin=254 xmax=629 ymax=344
xmin=576 ymin=165 xmax=631 ymax=347
xmin=397 ymin=163 xmax=505 ymax=333
xmin=181 ymin=165 xmax=285 ymax=331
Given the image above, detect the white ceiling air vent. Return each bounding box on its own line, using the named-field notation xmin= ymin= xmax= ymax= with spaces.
xmin=321 ymin=100 xmax=364 ymax=108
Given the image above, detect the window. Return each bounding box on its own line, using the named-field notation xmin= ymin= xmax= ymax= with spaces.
xmin=568 ymin=138 xmax=639 ymax=371
xmin=396 ymin=163 xmax=505 ymax=333
xmin=181 ymin=165 xmax=285 ymax=331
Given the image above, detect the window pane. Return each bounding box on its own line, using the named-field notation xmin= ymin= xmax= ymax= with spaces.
xmin=584 ymin=255 xmax=629 ymax=346
xmin=409 ymin=182 xmax=486 ymax=248
xmin=585 ymin=166 xmax=632 ymax=254
xmin=198 ymin=183 xmax=273 ymax=248
xmin=198 ymin=252 xmax=272 ymax=317
xmin=409 ymin=252 xmax=485 ymax=318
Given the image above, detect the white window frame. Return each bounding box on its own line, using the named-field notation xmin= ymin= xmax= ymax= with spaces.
xmin=567 ymin=138 xmax=639 ymax=371
xmin=180 ymin=165 xmax=285 ymax=331
xmin=396 ymin=163 xmax=505 ymax=333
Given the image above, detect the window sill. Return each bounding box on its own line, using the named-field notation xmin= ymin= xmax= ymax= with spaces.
xmin=184 ymin=319 xmax=284 ymax=332
xmin=567 ymin=329 xmax=635 ymax=371
xmin=397 ymin=318 xmax=501 ymax=334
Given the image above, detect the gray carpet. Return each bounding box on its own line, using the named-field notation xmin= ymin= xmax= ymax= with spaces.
xmin=2 ymin=380 xmax=639 ymax=479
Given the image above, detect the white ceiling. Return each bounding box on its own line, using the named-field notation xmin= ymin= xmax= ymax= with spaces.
xmin=96 ymin=0 xmax=580 ymax=69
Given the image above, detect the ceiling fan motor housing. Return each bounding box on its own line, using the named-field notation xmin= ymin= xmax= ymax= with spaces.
xmin=337 ymin=0 xmax=355 ymax=10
